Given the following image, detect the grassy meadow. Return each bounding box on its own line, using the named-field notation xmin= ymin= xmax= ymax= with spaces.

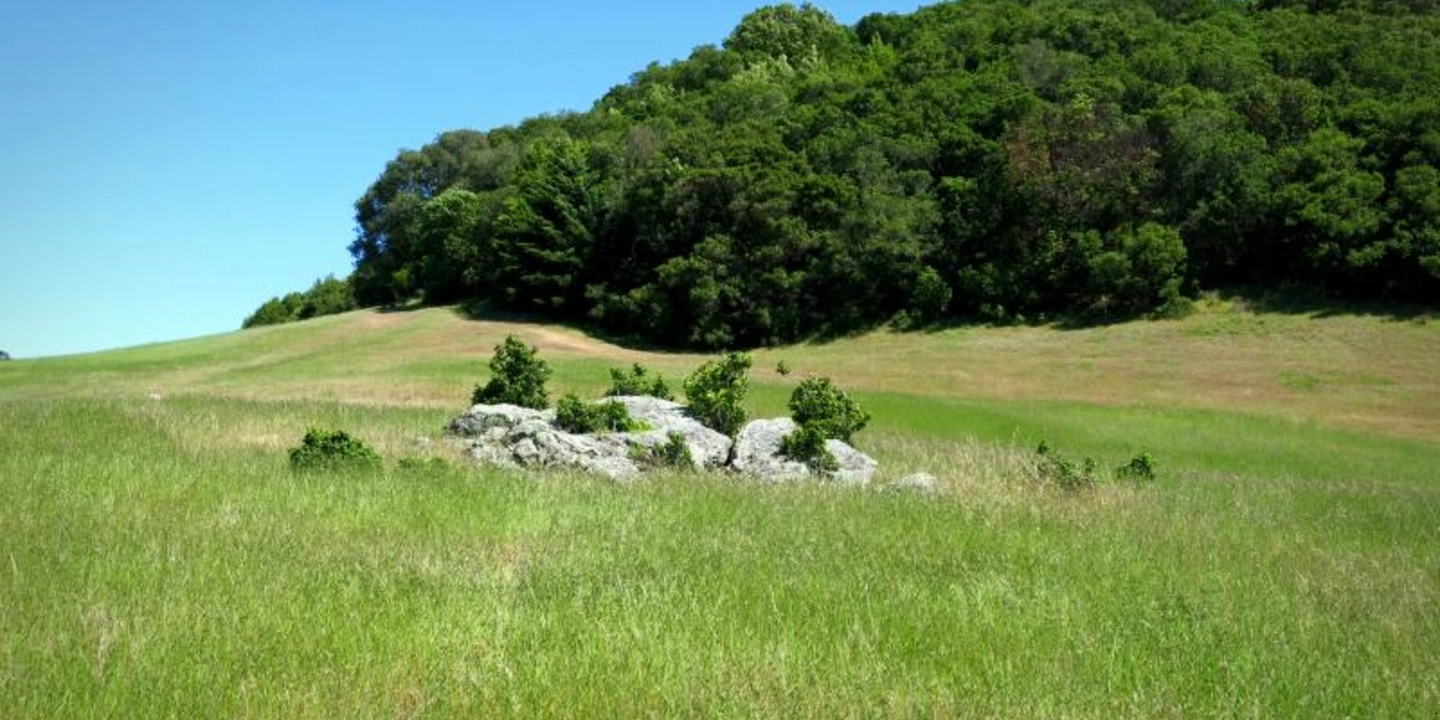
xmin=2 ymin=300 xmax=1438 ymax=718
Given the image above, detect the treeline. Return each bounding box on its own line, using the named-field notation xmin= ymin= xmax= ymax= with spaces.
xmin=242 ymin=275 xmax=356 ymax=329
xmin=259 ymin=0 xmax=1440 ymax=346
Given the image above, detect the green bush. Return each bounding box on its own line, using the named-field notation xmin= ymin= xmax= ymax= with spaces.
xmin=242 ymin=275 xmax=356 ymax=329
xmin=555 ymin=394 xmax=642 ymax=434
xmin=778 ymin=423 xmax=839 ymax=473
xmin=472 ymin=335 xmax=551 ymax=409
xmin=789 ymin=377 xmax=871 ymax=442
xmin=683 ymin=353 xmax=751 ymax=437
xmin=634 ymin=432 xmax=696 ymax=470
xmin=1117 ymin=453 xmax=1157 ymax=483
xmin=779 ymin=377 xmax=867 ymax=474
xmin=288 ymin=429 xmax=382 ymax=474
xmin=1035 ymin=441 xmax=1096 ymax=491
xmin=606 ymin=363 xmax=674 ymax=400
xmin=909 ymin=266 xmax=953 ymax=324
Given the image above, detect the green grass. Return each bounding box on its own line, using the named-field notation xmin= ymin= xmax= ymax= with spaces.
xmin=2 ymin=304 xmax=1439 ymax=718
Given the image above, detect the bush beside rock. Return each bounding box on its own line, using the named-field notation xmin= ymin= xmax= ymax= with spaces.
xmin=449 ymin=398 xmax=876 ymax=485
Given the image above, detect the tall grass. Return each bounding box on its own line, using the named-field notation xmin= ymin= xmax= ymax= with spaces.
xmin=2 ymin=396 xmax=1437 ymax=718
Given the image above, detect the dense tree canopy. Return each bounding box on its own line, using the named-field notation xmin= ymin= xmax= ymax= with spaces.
xmin=275 ymin=0 xmax=1440 ymax=346
xmin=242 ymin=275 xmax=356 ymax=329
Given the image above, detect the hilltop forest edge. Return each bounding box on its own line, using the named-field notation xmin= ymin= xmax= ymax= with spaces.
xmin=245 ymin=0 xmax=1440 ymax=349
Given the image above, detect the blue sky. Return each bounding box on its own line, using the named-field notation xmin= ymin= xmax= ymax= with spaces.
xmin=0 ymin=0 xmax=925 ymax=358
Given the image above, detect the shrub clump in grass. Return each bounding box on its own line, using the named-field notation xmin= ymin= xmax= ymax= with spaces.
xmin=472 ymin=335 xmax=551 ymax=409
xmin=1035 ymin=441 xmax=1096 ymax=490
xmin=683 ymin=352 xmax=751 ymax=437
xmin=780 ymin=377 xmax=870 ymax=472
xmin=1116 ymin=452 xmax=1157 ymax=483
xmin=555 ymin=393 xmax=643 ymax=434
xmin=606 ymin=363 xmax=673 ymax=400
xmin=289 ymin=429 xmax=382 ymax=474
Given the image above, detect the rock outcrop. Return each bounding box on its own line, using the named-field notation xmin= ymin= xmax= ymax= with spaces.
xmin=730 ymin=418 xmax=812 ymax=483
xmin=449 ymin=397 xmax=877 ymax=485
xmin=608 ymin=396 xmax=732 ymax=470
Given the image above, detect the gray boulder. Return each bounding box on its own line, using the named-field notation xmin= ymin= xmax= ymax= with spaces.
xmin=449 ymin=403 xmax=554 ymax=437
xmin=607 ymin=396 xmax=732 ymax=469
xmin=732 ymin=418 xmax=877 ymax=485
xmin=462 ymin=413 xmax=641 ymax=481
xmin=449 ymin=400 xmax=878 ymax=486
xmin=732 ymin=418 xmax=813 ymax=483
xmin=449 ymin=398 xmax=734 ymax=481
xmin=827 ymin=439 xmax=879 ymax=486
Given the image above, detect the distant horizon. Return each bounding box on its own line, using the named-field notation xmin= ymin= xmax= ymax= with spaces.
xmin=0 ymin=0 xmax=924 ymax=359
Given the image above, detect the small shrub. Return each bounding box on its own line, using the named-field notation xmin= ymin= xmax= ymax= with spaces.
xmin=789 ymin=377 xmax=870 ymax=443
xmin=909 ymin=266 xmax=953 ymax=324
xmin=1035 ymin=441 xmax=1095 ymax=491
xmin=289 ymin=429 xmax=382 ymax=474
xmin=606 ymin=363 xmax=673 ymax=400
xmin=1117 ymin=452 xmax=1157 ymax=483
xmin=634 ymin=432 xmax=696 ymax=470
xmin=683 ymin=352 xmax=751 ymax=437
xmin=556 ymin=394 xmax=642 ymax=434
xmin=775 ymin=360 xmax=792 ymax=377
xmin=779 ymin=423 xmax=839 ymax=473
xmin=1152 ymin=279 xmax=1196 ymax=320
xmin=472 ymin=335 xmax=551 ymax=409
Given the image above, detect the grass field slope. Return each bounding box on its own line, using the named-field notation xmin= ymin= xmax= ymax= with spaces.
xmin=2 ymin=300 xmax=1438 ymax=718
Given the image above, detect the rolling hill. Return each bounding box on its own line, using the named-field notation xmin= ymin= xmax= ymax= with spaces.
xmin=1 ymin=302 xmax=1437 ymax=718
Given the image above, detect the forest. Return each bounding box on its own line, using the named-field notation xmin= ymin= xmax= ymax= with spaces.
xmin=248 ymin=0 xmax=1440 ymax=348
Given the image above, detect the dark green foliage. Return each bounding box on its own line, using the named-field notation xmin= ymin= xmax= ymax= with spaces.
xmin=775 ymin=360 xmax=792 ymax=377
xmin=683 ymin=353 xmax=751 ymax=437
xmin=288 ymin=429 xmax=382 ymax=474
xmin=1035 ymin=441 xmax=1097 ymax=491
xmin=492 ymin=136 xmax=605 ymax=314
xmin=635 ymin=431 xmax=696 ymax=470
xmin=606 ymin=363 xmax=673 ymax=400
xmin=242 ymin=297 xmax=295 ymax=329
xmin=242 ymin=275 xmax=356 ymax=329
xmin=1117 ymin=453 xmax=1157 ymax=483
xmin=1085 ymin=224 xmax=1189 ymax=316
xmin=778 ymin=423 xmax=839 ymax=474
xmin=788 ymin=377 xmax=870 ymax=443
xmin=472 ymin=335 xmax=551 ymax=409
xmin=298 ymin=276 xmax=357 ymax=319
xmin=781 ymin=376 xmax=868 ymax=473
xmin=333 ymin=0 xmax=1439 ymax=346
xmin=555 ymin=394 xmax=642 ymax=434
xmin=908 ymin=267 xmax=954 ymax=325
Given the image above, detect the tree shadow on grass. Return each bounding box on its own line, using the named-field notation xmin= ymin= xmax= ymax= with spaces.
xmin=381 ymin=286 xmax=1434 ymax=356
xmin=450 ymin=299 xmax=698 ymax=355
xmin=1213 ymin=286 xmax=1435 ymax=323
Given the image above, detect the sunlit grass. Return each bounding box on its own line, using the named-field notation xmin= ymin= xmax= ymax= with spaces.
xmin=4 ymin=299 xmax=1436 ymax=439
xmin=1 ymin=301 xmax=1438 ymax=718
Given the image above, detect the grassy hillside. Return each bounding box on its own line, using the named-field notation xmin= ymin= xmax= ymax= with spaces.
xmin=2 ymin=303 xmax=1438 ymax=718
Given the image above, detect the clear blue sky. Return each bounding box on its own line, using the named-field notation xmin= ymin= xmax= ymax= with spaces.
xmin=0 ymin=0 xmax=925 ymax=359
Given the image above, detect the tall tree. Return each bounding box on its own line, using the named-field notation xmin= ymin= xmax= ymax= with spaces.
xmin=492 ymin=136 xmax=606 ymax=314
